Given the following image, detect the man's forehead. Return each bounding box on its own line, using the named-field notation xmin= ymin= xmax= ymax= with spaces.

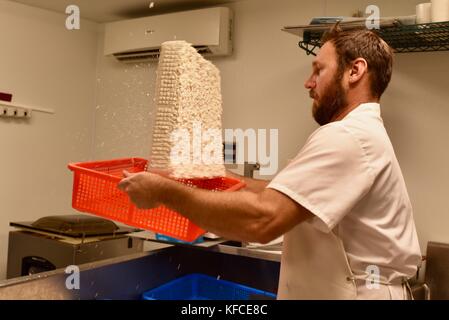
xmin=314 ymin=42 xmax=335 ymax=64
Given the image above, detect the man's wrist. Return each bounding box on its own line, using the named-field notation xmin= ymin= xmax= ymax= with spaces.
xmin=152 ymin=174 xmax=182 ymax=207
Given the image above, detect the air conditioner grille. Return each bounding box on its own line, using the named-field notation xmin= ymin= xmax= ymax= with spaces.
xmin=113 ymin=46 xmax=212 ymax=62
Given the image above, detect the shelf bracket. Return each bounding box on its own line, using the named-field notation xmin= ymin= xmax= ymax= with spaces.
xmin=0 ymin=101 xmax=55 ymax=119
xmin=298 ymin=41 xmax=318 ymax=56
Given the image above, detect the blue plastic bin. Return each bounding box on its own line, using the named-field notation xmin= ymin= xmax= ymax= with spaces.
xmin=142 ymin=273 xmax=277 ymax=300
xmin=155 ymin=233 xmax=204 ymax=245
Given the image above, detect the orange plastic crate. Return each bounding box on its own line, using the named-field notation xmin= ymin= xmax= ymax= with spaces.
xmin=68 ymin=158 xmax=245 ymax=242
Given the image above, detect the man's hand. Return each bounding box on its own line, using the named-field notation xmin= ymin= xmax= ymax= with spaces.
xmin=118 ymin=171 xmax=163 ymax=209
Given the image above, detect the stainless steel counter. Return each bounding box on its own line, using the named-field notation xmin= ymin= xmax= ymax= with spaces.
xmin=0 ymin=241 xmax=281 ymax=300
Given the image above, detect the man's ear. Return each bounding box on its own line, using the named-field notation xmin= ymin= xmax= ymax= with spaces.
xmin=348 ymin=58 xmax=368 ymax=84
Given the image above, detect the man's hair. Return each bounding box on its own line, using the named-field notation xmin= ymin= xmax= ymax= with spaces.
xmin=321 ymin=24 xmax=394 ymax=99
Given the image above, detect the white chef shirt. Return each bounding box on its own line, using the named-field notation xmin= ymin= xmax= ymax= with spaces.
xmin=267 ymin=103 xmax=422 ymax=282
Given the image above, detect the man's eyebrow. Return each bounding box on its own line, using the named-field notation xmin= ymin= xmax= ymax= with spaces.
xmin=312 ymin=61 xmax=320 ymax=67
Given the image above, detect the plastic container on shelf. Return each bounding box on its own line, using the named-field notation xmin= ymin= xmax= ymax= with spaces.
xmin=68 ymin=158 xmax=245 ymax=242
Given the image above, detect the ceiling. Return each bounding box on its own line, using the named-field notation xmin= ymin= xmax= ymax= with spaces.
xmin=8 ymin=0 xmax=242 ymax=22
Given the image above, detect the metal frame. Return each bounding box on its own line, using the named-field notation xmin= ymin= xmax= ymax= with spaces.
xmin=298 ymin=21 xmax=449 ymax=56
xmin=0 ymin=243 xmax=280 ymax=300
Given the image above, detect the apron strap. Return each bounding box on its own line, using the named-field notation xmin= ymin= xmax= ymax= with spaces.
xmin=403 ymin=279 xmax=414 ymax=300
xmin=349 ymin=274 xmax=415 ymax=300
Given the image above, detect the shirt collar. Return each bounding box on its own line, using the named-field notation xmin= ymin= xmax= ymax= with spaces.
xmin=346 ymin=102 xmax=381 ymax=118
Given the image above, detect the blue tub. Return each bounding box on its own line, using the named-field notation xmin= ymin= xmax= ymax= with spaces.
xmin=142 ymin=273 xmax=277 ymax=300
xmin=155 ymin=233 xmax=204 ymax=245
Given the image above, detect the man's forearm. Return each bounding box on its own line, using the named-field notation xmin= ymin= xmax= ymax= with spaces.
xmin=226 ymin=170 xmax=270 ymax=193
xmin=119 ymin=171 xmax=312 ymax=243
xmin=158 ymin=178 xmax=274 ymax=243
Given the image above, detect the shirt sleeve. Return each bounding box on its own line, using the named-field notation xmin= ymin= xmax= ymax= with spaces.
xmin=267 ymin=123 xmax=375 ymax=233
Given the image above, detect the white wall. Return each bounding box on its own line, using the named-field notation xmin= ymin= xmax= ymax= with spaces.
xmin=384 ymin=53 xmax=449 ymax=256
xmin=213 ymin=0 xmax=326 ymax=176
xmin=92 ymin=26 xmax=157 ymax=161
xmin=94 ymin=0 xmax=449 ymax=254
xmin=0 ymin=0 xmax=99 ymax=279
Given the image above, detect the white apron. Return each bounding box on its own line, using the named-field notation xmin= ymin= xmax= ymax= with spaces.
xmin=277 ymin=222 xmax=413 ymax=300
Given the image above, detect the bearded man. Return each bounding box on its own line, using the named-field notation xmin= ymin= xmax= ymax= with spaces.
xmin=118 ymin=25 xmax=422 ymax=300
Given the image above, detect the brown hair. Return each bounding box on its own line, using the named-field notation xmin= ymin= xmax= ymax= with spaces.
xmin=321 ymin=24 xmax=394 ymax=99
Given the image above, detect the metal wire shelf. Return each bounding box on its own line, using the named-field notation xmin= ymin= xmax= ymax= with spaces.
xmin=297 ymin=21 xmax=449 ymax=56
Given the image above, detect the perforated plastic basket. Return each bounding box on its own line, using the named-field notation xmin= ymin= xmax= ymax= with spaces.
xmin=68 ymin=158 xmax=245 ymax=242
xmin=142 ymin=273 xmax=277 ymax=300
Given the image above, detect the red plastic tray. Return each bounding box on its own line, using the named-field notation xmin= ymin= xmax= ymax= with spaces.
xmin=68 ymin=158 xmax=245 ymax=242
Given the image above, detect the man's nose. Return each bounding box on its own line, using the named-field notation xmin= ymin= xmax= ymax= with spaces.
xmin=304 ymin=76 xmax=315 ymax=90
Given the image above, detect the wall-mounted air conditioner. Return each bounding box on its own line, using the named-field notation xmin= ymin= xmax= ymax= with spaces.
xmin=104 ymin=7 xmax=233 ymax=63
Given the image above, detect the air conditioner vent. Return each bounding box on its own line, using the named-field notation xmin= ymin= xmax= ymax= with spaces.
xmin=113 ymin=46 xmax=213 ymax=62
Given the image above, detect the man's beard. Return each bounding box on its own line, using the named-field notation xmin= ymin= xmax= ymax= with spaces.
xmin=311 ymin=74 xmax=348 ymax=126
